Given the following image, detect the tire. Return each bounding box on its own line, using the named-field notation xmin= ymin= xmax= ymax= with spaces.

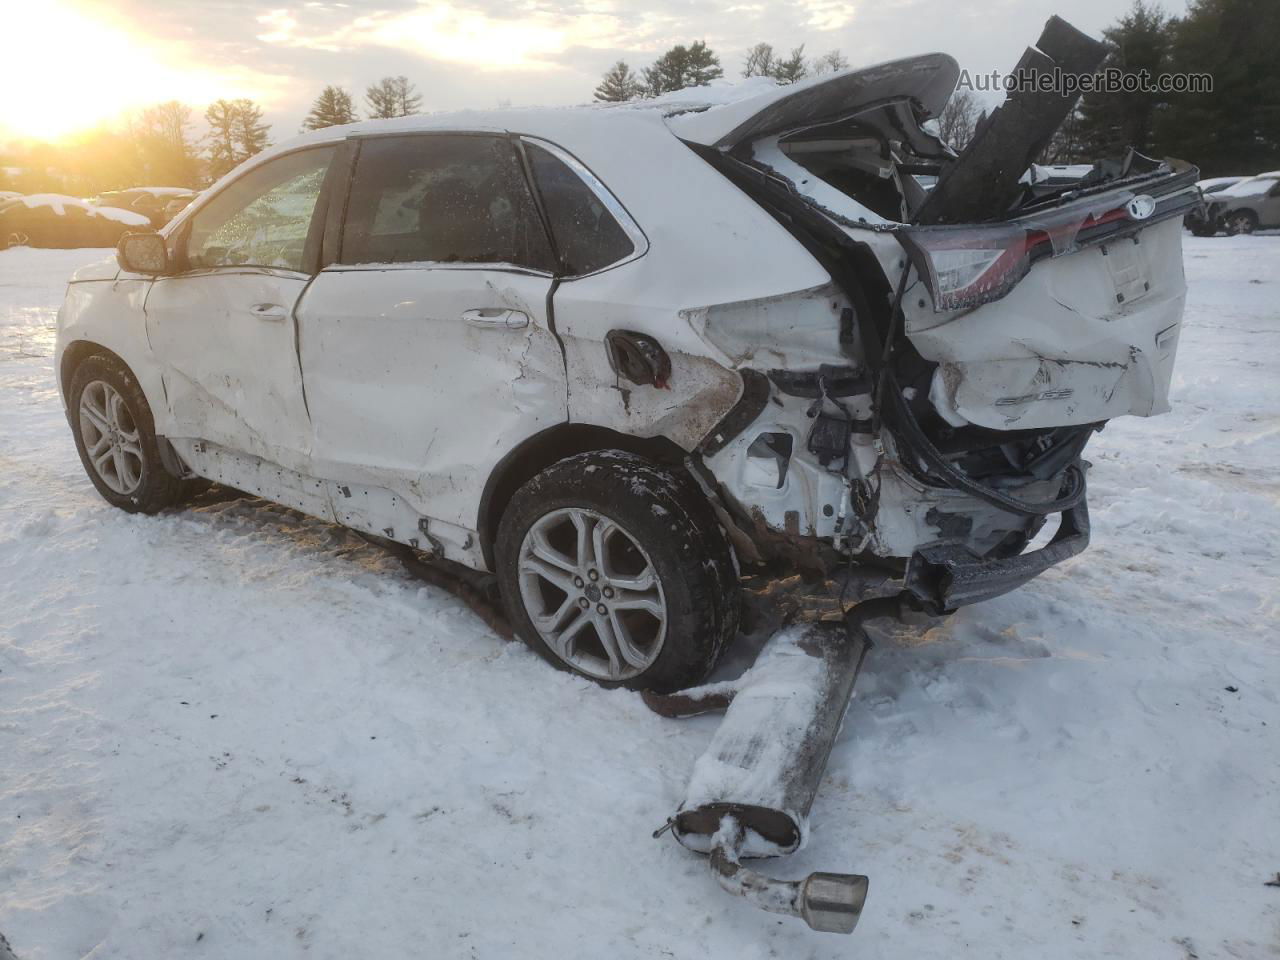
xmin=495 ymin=450 xmax=739 ymax=693
xmin=67 ymin=353 xmax=185 ymax=513
xmin=1224 ymin=211 xmax=1257 ymax=236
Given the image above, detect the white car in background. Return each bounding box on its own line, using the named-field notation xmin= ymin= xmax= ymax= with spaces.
xmin=1203 ymin=171 xmax=1280 ymax=235
xmin=54 ymin=50 xmax=1199 ymax=692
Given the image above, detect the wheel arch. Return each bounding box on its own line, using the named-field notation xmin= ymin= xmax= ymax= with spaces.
xmin=477 ymin=423 xmax=689 ymax=570
xmin=60 ymin=339 xmax=130 ymax=402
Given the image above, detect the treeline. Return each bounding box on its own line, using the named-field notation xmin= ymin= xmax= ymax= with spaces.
xmin=1043 ymin=0 xmax=1278 ymax=175
xmin=3 ymin=0 xmax=1272 ymax=198
xmin=593 ymin=41 xmax=849 ymax=102
xmin=0 ymin=75 xmax=426 ymax=196
xmin=946 ymin=0 xmax=1277 ymax=175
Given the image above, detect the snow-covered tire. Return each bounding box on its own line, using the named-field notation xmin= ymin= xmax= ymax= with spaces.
xmin=495 ymin=450 xmax=739 ymax=693
xmin=67 ymin=353 xmax=185 ymax=514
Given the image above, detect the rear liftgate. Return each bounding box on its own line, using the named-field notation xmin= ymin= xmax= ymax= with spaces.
xmin=646 ymin=597 xmax=908 ymax=934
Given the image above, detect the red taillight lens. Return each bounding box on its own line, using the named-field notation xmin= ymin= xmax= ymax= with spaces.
xmin=898 ymin=196 xmax=1136 ymax=312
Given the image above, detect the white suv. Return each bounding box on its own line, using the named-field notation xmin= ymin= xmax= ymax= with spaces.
xmin=55 ymin=53 xmax=1198 ymax=692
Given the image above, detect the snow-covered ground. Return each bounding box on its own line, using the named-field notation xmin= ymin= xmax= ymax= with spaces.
xmin=1 ymin=238 xmax=1277 ymax=959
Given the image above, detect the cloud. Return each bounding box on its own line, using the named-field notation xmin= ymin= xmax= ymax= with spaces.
xmin=254 ymin=2 xmax=673 ymax=70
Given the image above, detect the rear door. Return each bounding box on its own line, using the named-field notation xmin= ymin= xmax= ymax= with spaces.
xmin=144 ymin=145 xmax=336 ymax=468
xmin=298 ymin=133 xmax=565 ymax=532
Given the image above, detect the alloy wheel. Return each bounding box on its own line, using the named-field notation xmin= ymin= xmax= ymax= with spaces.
xmin=517 ymin=507 xmax=667 ymax=681
xmin=79 ymin=380 xmax=143 ymax=495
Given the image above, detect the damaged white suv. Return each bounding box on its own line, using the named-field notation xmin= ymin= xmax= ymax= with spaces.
xmin=56 ymin=44 xmax=1197 ymax=692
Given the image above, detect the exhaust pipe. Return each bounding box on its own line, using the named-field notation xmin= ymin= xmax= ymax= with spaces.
xmin=708 ymin=815 xmax=869 ymax=933
xmin=648 ymin=596 xmax=906 ymax=933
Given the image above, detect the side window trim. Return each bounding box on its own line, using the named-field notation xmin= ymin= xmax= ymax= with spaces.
xmin=518 ymin=135 xmax=649 ymax=278
xmin=173 ymin=144 xmax=338 ymax=277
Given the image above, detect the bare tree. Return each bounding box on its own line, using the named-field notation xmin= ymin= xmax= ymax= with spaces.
xmin=811 ymin=49 xmax=850 ymax=74
xmin=742 ymin=42 xmax=776 ymax=78
xmin=938 ymin=89 xmax=980 ymax=151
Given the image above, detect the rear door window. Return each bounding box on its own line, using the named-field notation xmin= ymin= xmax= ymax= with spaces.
xmin=340 ymin=134 xmax=553 ymax=271
xmin=523 ymin=141 xmax=637 ymax=276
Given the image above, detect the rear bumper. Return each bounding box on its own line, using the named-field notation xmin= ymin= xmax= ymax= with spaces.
xmin=903 ymin=499 xmax=1090 ymax=613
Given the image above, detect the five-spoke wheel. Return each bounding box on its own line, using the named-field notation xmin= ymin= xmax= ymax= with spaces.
xmin=78 ymin=379 xmax=144 ymax=495
xmin=518 ymin=507 xmax=667 ymax=682
xmin=496 ymin=449 xmax=739 ymax=693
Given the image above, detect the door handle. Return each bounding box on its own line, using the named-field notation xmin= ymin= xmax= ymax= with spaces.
xmin=461 ymin=308 xmax=529 ymax=330
xmin=250 ymin=303 xmax=288 ymax=321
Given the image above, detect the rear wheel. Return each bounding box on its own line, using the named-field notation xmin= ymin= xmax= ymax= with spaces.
xmin=68 ymin=354 xmax=185 ymax=513
xmin=1224 ymin=211 xmax=1257 ymax=236
xmin=495 ymin=450 xmax=739 ymax=692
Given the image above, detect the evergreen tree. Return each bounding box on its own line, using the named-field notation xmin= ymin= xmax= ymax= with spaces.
xmin=204 ymin=99 xmax=240 ymax=180
xmin=742 ymin=43 xmax=776 ymax=78
xmin=1075 ymin=0 xmax=1172 ymax=157
xmin=644 ymin=41 xmax=723 ymax=95
xmin=594 ymin=61 xmax=644 ymax=102
xmin=811 ymin=49 xmax=850 ymax=74
xmin=366 ymin=76 xmax=422 ymax=119
xmin=232 ymin=99 xmax=270 ymax=160
xmin=1157 ymin=0 xmax=1280 ymax=175
xmin=203 ymin=99 xmax=271 ymax=180
xmin=303 ymin=85 xmax=357 ymax=130
xmin=771 ymin=45 xmax=808 ymax=85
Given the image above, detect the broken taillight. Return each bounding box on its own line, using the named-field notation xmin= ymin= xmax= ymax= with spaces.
xmin=897 ymin=193 xmax=1141 ymax=312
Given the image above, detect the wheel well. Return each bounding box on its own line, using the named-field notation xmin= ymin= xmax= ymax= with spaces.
xmin=477 ymin=424 xmax=689 ymax=570
xmin=59 ymin=340 xmax=126 ymax=401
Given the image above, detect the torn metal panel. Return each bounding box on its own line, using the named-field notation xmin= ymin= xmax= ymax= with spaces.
xmin=914 ymin=17 xmax=1108 ymax=225
xmin=907 ymin=217 xmax=1186 ymax=430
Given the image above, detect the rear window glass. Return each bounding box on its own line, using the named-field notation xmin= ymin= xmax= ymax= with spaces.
xmin=341 ymin=134 xmax=553 ymax=271
xmin=524 ymin=142 xmax=635 ymax=276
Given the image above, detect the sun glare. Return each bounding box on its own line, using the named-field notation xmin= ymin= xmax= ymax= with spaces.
xmin=0 ymin=1 xmax=276 ymax=142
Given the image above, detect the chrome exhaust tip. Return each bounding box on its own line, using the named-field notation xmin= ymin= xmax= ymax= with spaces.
xmin=708 ymin=819 xmax=869 ymax=934
xmin=799 ymin=871 xmax=869 ymax=934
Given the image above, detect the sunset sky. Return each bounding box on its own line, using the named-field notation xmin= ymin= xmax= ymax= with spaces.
xmin=1 ymin=0 xmax=1194 ymax=143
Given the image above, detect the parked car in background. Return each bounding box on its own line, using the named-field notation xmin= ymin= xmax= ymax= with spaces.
xmin=1 ymin=194 xmax=150 ymax=249
xmin=1186 ymin=176 xmax=1247 ymax=235
xmin=1202 ymin=171 xmax=1280 ymax=235
xmin=90 ymin=187 xmax=197 ymax=229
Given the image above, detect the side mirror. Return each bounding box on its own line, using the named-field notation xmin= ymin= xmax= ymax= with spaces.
xmin=117 ymin=231 xmax=169 ymax=275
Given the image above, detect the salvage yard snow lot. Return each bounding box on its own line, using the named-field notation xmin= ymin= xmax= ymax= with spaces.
xmin=1 ymin=238 xmax=1277 ymax=960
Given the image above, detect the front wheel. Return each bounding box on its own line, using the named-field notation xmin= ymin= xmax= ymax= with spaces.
xmin=495 ymin=450 xmax=739 ymax=692
xmin=68 ymin=354 xmax=186 ymax=513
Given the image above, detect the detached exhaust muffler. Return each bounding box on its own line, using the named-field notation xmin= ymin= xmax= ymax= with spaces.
xmin=646 ymin=596 xmax=904 ymax=934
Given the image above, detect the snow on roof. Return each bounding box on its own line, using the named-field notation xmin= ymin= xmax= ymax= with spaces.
xmin=9 ymin=193 xmax=151 ymax=225
xmin=1216 ymin=172 xmax=1280 ymax=198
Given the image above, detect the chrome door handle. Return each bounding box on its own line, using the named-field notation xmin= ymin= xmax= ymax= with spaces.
xmin=461 ymin=308 xmax=529 ymax=330
xmin=250 ymin=303 xmax=288 ymax=321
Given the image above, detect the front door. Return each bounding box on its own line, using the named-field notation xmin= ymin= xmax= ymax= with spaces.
xmin=144 ymin=145 xmax=337 ymax=470
xmin=298 ymin=133 xmax=566 ymax=532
